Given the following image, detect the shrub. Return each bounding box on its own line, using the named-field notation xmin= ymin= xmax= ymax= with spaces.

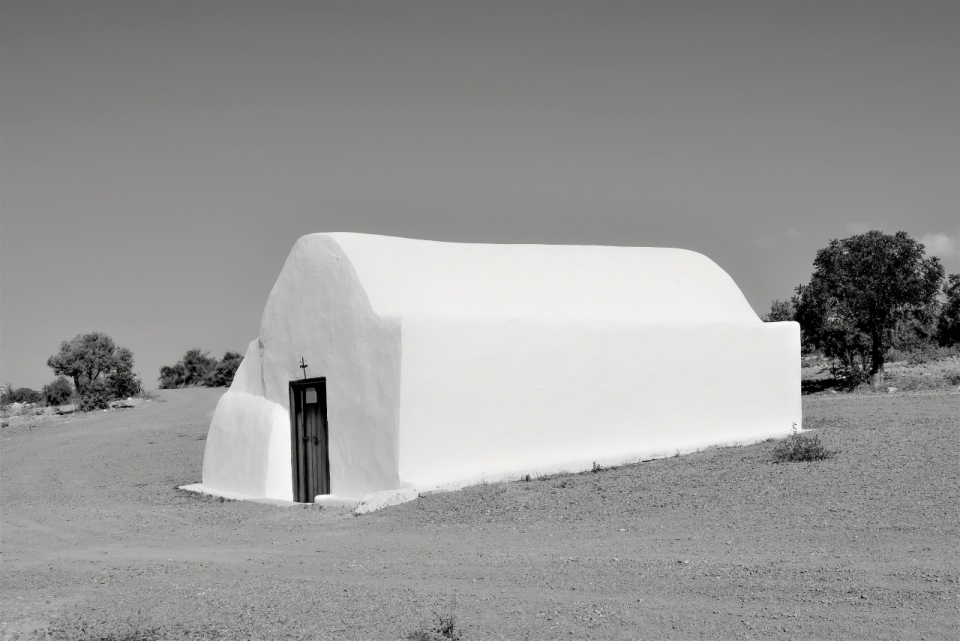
xmin=42 ymin=376 xmax=74 ymax=406
xmin=78 ymin=380 xmax=112 ymax=411
xmin=1 ymin=385 xmax=42 ymax=405
xmin=887 ymin=344 xmax=960 ymax=365
xmin=772 ymin=426 xmax=835 ymax=463
xmin=406 ymin=598 xmax=462 ymax=641
xmin=106 ymin=369 xmax=142 ymax=398
xmin=937 ymin=273 xmax=960 ymax=346
xmin=157 ymin=362 xmax=186 ymax=389
xmin=904 ymin=346 xmax=938 ymax=366
xmin=828 ymin=359 xmax=871 ymax=390
xmin=206 ymin=351 xmax=243 ymax=387
xmin=159 ymin=349 xmax=243 ymax=388
xmin=158 ymin=349 xmax=217 ymax=388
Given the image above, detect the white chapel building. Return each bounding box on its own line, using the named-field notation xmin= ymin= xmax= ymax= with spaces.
xmin=196 ymin=232 xmax=800 ymax=504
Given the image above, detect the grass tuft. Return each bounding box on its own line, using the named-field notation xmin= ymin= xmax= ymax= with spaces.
xmin=406 ymin=597 xmax=462 ymax=641
xmin=772 ymin=425 xmax=835 ymax=463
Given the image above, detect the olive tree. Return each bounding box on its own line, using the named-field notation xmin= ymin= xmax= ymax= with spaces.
xmin=795 ymin=231 xmax=944 ymax=387
xmin=47 ymin=332 xmax=140 ymax=407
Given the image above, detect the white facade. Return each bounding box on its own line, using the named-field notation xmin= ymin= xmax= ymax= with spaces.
xmin=200 ymin=232 xmax=801 ymax=502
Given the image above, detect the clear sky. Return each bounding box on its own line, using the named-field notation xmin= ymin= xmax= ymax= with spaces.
xmin=2 ymin=0 xmax=958 ymax=390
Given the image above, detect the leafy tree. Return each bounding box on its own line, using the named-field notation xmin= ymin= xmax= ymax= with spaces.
xmin=796 ymin=280 xmax=874 ymax=384
xmin=159 ymin=349 xmax=243 ymax=388
xmin=42 ymin=376 xmax=74 ymax=406
xmin=795 ymin=231 xmax=944 ymax=387
xmin=763 ymin=298 xmax=797 ymax=322
xmin=889 ymin=305 xmax=939 ymax=353
xmin=937 ymin=273 xmax=960 ymax=346
xmin=181 ymin=349 xmax=218 ymax=384
xmin=47 ymin=332 xmax=139 ymax=405
xmin=207 ymin=351 xmax=243 ymax=387
xmin=106 ymin=369 xmax=142 ymax=398
xmin=157 ymin=363 xmax=185 ymax=389
xmin=158 ymin=348 xmax=229 ymax=388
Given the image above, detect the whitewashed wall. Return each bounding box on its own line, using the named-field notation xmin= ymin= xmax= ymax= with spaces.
xmin=397 ymin=318 xmax=800 ymax=490
xmin=203 ymin=235 xmax=404 ymax=501
xmin=202 ymin=339 xmax=294 ymax=499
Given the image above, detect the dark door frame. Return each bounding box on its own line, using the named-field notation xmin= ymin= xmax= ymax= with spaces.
xmin=288 ymin=377 xmax=330 ymax=502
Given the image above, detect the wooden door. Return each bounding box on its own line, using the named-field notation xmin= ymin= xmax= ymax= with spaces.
xmin=289 ymin=378 xmax=329 ymax=502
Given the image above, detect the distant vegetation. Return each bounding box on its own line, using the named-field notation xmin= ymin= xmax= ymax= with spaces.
xmin=3 ymin=340 xmax=243 ymax=412
xmin=763 ymin=230 xmax=956 ymax=388
xmin=0 ymin=332 xmax=143 ymax=411
xmin=0 ymin=386 xmax=42 ymax=405
xmin=158 ymin=349 xmax=243 ymax=389
xmin=46 ymin=332 xmax=143 ymax=410
xmin=938 ymin=273 xmax=960 ymax=346
xmin=2 ymin=333 xmax=146 ymax=411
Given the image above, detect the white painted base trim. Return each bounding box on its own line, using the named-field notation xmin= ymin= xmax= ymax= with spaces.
xmin=314 ymin=495 xmax=362 ymax=508
xmin=409 ymin=427 xmax=795 ymax=494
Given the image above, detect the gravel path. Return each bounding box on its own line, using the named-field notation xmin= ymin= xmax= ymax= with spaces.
xmin=2 ymin=388 xmax=958 ymax=640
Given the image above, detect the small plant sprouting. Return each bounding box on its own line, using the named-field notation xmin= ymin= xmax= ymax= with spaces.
xmin=406 ymin=596 xmax=462 ymax=641
xmin=772 ymin=423 xmax=835 ymax=463
xmin=591 ymin=461 xmax=603 ymax=473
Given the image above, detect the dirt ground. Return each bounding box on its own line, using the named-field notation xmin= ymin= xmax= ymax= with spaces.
xmin=2 ymin=387 xmax=958 ymax=640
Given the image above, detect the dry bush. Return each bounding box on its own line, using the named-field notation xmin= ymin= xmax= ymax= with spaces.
xmin=406 ymin=597 xmax=462 ymax=641
xmin=772 ymin=427 xmax=835 ymax=463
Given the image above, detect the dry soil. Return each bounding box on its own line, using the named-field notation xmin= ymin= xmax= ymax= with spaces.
xmin=1 ymin=388 xmax=958 ymax=640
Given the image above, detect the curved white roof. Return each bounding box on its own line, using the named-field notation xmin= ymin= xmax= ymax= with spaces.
xmin=320 ymin=232 xmax=759 ymax=324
